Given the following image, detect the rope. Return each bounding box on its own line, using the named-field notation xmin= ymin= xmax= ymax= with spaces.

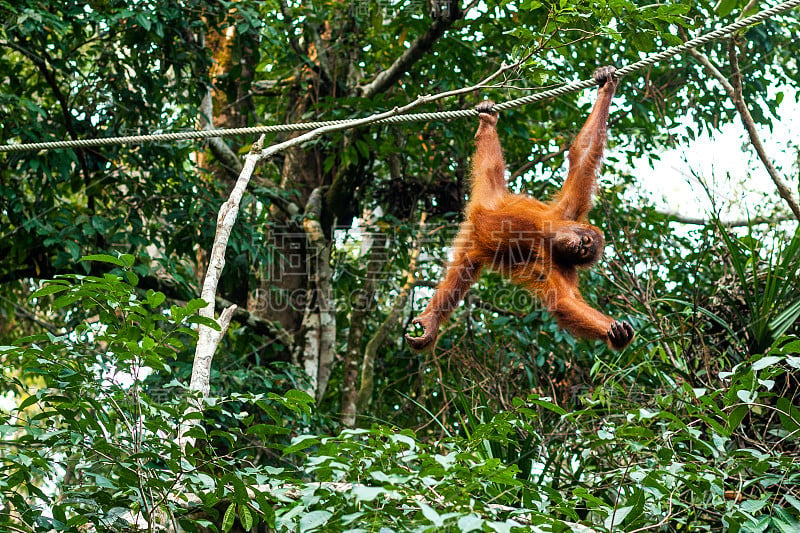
xmin=2 ymin=0 xmax=798 ymax=154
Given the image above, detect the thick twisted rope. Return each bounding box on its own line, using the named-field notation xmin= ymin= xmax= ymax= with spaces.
xmin=2 ymin=0 xmax=798 ymax=154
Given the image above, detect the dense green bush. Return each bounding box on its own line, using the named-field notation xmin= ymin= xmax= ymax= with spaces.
xmin=1 ymin=256 xmax=798 ymax=531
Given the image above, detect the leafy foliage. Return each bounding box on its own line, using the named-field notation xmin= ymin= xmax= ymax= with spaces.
xmin=0 ymin=258 xmax=316 ymax=531
xmin=715 ymin=226 xmax=800 ymax=354
xmin=4 ymin=261 xmax=799 ymax=530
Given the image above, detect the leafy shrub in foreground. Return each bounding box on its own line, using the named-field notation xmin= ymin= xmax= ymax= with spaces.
xmin=1 ymin=255 xmax=799 ymax=532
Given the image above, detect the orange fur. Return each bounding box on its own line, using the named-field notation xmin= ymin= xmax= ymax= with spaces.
xmin=405 ymin=66 xmax=634 ymax=351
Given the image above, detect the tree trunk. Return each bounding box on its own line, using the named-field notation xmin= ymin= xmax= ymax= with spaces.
xmin=341 ymin=218 xmax=388 ymax=426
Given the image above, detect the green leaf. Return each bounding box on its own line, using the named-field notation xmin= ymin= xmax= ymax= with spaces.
xmin=52 ymin=293 xmax=80 ymax=309
xmin=186 ymin=298 xmax=209 ymax=313
xmin=31 ymin=283 xmax=70 ymax=298
xmin=65 ymin=241 xmax=81 ymax=260
xmin=141 ymin=336 xmax=155 ymax=351
xmin=351 ymin=485 xmax=385 ymax=502
xmin=186 ymin=315 xmax=222 ymax=331
xmin=737 ymin=389 xmax=757 ymax=404
xmin=222 ymin=502 xmax=236 ymax=532
xmin=246 ymin=424 xmax=290 ymax=436
xmin=492 ymin=316 xmax=513 ymax=326
xmin=777 ymin=397 xmax=800 ymax=437
xmin=604 ymin=506 xmax=632 ymax=529
xmin=419 ymin=501 xmax=442 ymax=527
xmin=573 ymin=487 xmax=611 ymax=509
xmin=120 ymin=254 xmax=135 ymax=268
xmin=716 ymin=0 xmax=737 ymax=17
xmin=526 ymin=396 xmax=567 ymax=416
xmin=785 ymin=494 xmax=800 ymax=513
xmin=728 ymin=405 xmax=748 ymax=432
xmin=741 ymin=498 xmax=768 ymax=513
xmin=80 ymin=253 xmax=126 ymax=267
xmin=285 ymin=389 xmax=314 ymax=404
xmin=769 ymin=299 xmax=800 ymax=339
xmin=136 ymin=13 xmax=152 ymax=31
xmin=752 ymin=355 xmax=783 ymax=371
xmin=125 ymin=271 xmax=139 ymax=286
xmin=457 ymin=514 xmax=484 ymax=532
xmin=323 ymin=154 xmax=335 ymax=173
xmin=19 ymin=394 xmax=39 ymax=410
xmin=226 ymin=475 xmax=249 ymax=504
xmin=283 ymin=435 xmax=320 ymax=454
xmin=260 ymin=500 xmax=276 ymax=528
xmin=299 ymin=510 xmax=332 ymax=532
xmin=776 ymin=518 xmax=800 ymax=533
xmin=238 ymin=504 xmax=253 ymax=530
xmin=147 ymin=290 xmax=166 ymax=307
xmin=521 ymin=0 xmax=542 ymax=10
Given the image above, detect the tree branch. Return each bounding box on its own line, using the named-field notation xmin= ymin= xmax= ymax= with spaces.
xmin=278 ymin=0 xmax=305 ymax=59
xmin=296 ymin=186 xmax=336 ymax=401
xmin=510 ymin=143 xmax=570 ymax=181
xmin=688 ymin=46 xmax=800 ymax=221
xmin=357 ymin=6 xmax=462 ymax=98
xmin=8 ymin=38 xmax=95 ymax=202
xmin=189 ymin=137 xmax=265 ymax=398
xmin=181 ymin=137 xmax=268 ymax=452
xmin=657 ymin=210 xmax=794 ymax=227
xmin=199 ymin=88 xmax=244 ymax=177
xmin=308 ymin=23 xmax=334 ymax=87
xmin=215 ymin=295 xmax=294 ymax=344
xmin=726 ymin=38 xmax=800 ymax=220
xmin=11 ymin=303 xmax=60 ymax=334
xmin=341 ymin=225 xmax=386 ymax=426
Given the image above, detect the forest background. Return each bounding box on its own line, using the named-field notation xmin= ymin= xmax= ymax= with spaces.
xmin=1 ymin=0 xmax=800 ymax=531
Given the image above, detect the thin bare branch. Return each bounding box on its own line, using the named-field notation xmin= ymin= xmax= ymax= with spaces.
xmin=278 ymin=0 xmax=304 ymax=58
xmin=510 ymin=143 xmax=570 ymax=181
xmin=659 ymin=210 xmax=795 ymax=227
xmin=200 ymin=87 xmax=244 ymax=177
xmin=215 ymin=295 xmax=294 ymax=343
xmin=688 ymin=46 xmax=800 ymax=220
xmin=358 ymin=6 xmax=462 ymax=98
xmin=727 ymin=38 xmax=800 ymax=220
